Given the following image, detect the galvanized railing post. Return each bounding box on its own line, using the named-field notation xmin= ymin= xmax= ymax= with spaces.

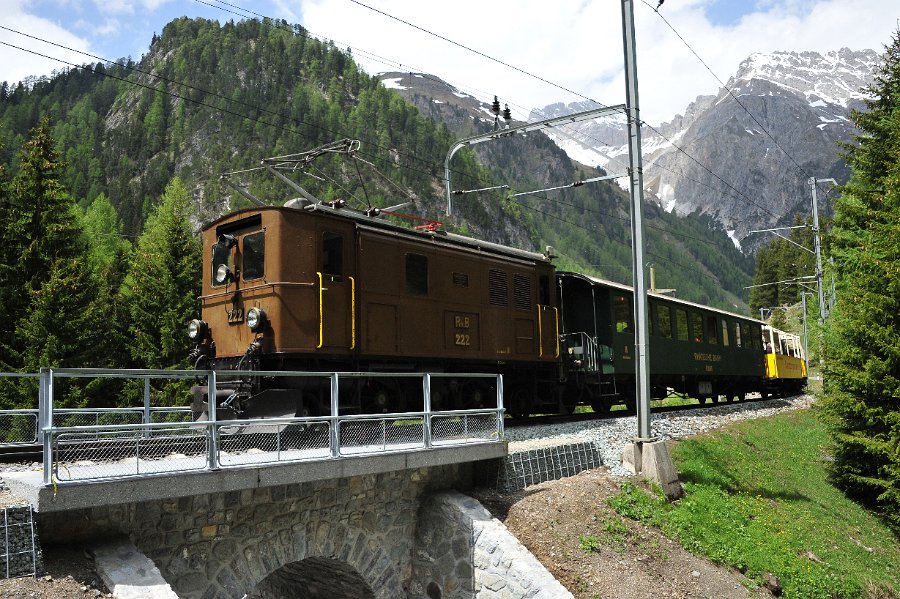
xmin=40 ymin=368 xmax=53 ymax=485
xmin=330 ymin=373 xmax=340 ymax=458
xmin=142 ymin=377 xmax=152 ymax=436
xmin=496 ymin=374 xmax=505 ymax=439
xmin=423 ymin=373 xmax=432 ymax=448
xmin=207 ymin=370 xmax=219 ymax=470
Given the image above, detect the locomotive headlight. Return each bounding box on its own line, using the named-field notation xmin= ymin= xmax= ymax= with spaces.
xmin=247 ymin=307 xmax=267 ymax=332
xmin=188 ymin=319 xmax=208 ymax=340
xmin=215 ymin=264 xmax=234 ymax=285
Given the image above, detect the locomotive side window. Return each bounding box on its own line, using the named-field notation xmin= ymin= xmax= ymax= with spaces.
xmin=676 ymin=309 xmax=689 ymax=341
xmin=489 ymin=270 xmax=508 ymax=306
xmin=242 ymin=231 xmax=265 ymax=281
xmin=406 ymin=253 xmax=428 ymax=295
xmin=657 ymin=304 xmax=672 ymax=338
xmin=734 ymin=321 xmax=742 ymax=347
xmin=691 ymin=312 xmax=703 ymax=343
xmin=614 ymin=294 xmax=633 ymax=333
xmin=706 ymin=315 xmax=718 ymax=345
xmin=513 ymin=274 xmax=532 ymax=310
xmin=322 ymin=232 xmax=343 ymax=276
xmin=722 ymin=320 xmax=730 ymax=346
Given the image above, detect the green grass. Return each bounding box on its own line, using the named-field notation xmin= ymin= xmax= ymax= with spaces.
xmin=609 ymin=409 xmax=900 ymax=599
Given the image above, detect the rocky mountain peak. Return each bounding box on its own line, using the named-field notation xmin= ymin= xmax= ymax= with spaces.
xmin=533 ymin=47 xmax=878 ymax=252
xmin=729 ymin=49 xmax=878 ymax=107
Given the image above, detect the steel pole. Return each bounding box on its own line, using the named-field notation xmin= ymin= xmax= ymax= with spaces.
xmin=622 ymin=0 xmax=652 ymax=441
xmin=809 ymin=177 xmax=826 ymax=322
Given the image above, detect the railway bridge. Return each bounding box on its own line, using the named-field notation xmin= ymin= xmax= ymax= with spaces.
xmin=0 ymin=368 xmax=574 ymax=599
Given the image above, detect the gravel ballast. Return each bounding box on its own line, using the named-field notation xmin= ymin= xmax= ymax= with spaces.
xmin=505 ymin=395 xmax=815 ymax=476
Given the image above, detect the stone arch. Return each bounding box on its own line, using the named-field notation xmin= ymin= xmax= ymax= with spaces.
xmin=213 ymin=525 xmax=406 ymax=598
xmin=250 ymin=557 xmax=374 ymax=598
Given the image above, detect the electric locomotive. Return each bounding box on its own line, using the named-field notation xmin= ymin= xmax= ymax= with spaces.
xmin=187 ymin=200 xmax=562 ymax=419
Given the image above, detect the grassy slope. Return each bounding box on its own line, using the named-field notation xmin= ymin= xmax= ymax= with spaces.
xmin=610 ymin=409 xmax=900 ymax=598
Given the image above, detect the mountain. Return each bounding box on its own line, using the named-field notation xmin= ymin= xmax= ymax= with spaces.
xmin=0 ymin=17 xmax=753 ymax=310
xmin=378 ymin=72 xmax=755 ymax=309
xmin=533 ymin=48 xmax=878 ymax=250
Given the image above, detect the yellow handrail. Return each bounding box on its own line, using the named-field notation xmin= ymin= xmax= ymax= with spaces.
xmin=553 ymin=306 xmax=560 ymax=358
xmin=537 ymin=305 xmax=543 ymax=358
xmin=316 ymin=272 xmax=324 ymax=349
xmin=349 ymin=275 xmax=356 ymax=350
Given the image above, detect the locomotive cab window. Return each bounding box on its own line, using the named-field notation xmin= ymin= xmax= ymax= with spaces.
xmin=614 ymin=294 xmax=633 ymax=333
xmin=211 ymin=237 xmax=233 ymax=287
xmin=242 ymin=231 xmax=265 ymax=281
xmin=322 ymin=232 xmax=343 ymax=276
xmin=406 ymin=253 xmax=428 ymax=295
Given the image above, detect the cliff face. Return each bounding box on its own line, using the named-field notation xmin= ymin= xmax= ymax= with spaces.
xmin=533 ymin=49 xmax=878 ymax=251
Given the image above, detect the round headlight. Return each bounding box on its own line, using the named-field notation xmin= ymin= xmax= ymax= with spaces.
xmin=215 ymin=264 xmax=233 ymax=285
xmin=188 ymin=319 xmax=208 ymax=340
xmin=247 ymin=307 xmax=267 ymax=332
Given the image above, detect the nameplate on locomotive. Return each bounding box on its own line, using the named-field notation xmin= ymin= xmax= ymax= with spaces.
xmin=227 ymin=307 xmax=244 ymax=323
xmin=445 ymin=311 xmax=480 ymax=350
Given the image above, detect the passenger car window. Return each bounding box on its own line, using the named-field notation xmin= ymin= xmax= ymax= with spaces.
xmin=722 ymin=320 xmax=730 ymax=346
xmin=676 ymin=309 xmax=689 ymax=341
xmin=242 ymin=231 xmax=265 ymax=281
xmin=706 ymin=315 xmax=718 ymax=345
xmin=691 ymin=313 xmax=703 ymax=343
xmin=657 ymin=305 xmax=672 ymax=338
xmin=734 ymin=322 xmax=742 ymax=347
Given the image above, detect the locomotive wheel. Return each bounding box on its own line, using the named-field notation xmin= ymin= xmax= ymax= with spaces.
xmin=467 ymin=383 xmax=490 ymax=410
xmin=590 ymin=397 xmax=610 ymax=414
xmin=506 ymin=386 xmax=533 ymax=419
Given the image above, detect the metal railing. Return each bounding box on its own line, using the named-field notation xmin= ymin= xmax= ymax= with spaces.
xmin=29 ymin=367 xmax=504 ymax=484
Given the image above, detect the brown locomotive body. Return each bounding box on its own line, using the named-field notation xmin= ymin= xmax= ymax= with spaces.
xmin=189 ymin=202 xmax=561 ymax=418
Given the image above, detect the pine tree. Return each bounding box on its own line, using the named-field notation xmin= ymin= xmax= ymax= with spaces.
xmin=121 ymin=177 xmax=201 ymax=369
xmin=820 ymin=29 xmax=900 ymax=529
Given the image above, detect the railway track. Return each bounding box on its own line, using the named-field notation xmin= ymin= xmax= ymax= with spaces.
xmin=0 ymin=394 xmax=795 ymax=466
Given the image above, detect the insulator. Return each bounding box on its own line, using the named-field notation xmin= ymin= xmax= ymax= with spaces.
xmin=491 ymin=95 xmax=500 ymax=115
xmin=503 ymin=104 xmax=512 ymax=121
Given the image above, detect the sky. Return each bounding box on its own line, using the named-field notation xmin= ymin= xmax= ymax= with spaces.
xmin=1 ymin=0 xmax=899 ymax=124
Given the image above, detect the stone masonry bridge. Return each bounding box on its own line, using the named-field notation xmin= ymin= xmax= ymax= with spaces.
xmin=5 ymin=440 xmax=577 ymax=599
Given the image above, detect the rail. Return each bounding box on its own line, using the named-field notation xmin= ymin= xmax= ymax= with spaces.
xmin=21 ymin=367 xmax=504 ymax=484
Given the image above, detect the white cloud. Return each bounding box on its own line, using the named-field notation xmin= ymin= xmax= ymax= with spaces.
xmin=0 ymin=1 xmax=94 ymax=85
xmin=297 ymin=0 xmax=900 ymax=124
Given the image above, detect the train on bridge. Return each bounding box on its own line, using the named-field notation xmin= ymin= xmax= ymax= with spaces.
xmin=187 ymin=200 xmax=806 ymax=419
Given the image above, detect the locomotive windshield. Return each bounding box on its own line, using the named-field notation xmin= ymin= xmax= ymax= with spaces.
xmin=211 ymin=236 xmax=233 ymax=287
xmin=242 ymin=231 xmax=265 ymax=281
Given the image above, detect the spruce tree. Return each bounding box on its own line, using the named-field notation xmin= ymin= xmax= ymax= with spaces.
xmin=121 ymin=177 xmax=201 ymax=369
xmin=1 ymin=119 xmax=109 ymax=407
xmin=820 ymin=29 xmax=900 ymax=529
